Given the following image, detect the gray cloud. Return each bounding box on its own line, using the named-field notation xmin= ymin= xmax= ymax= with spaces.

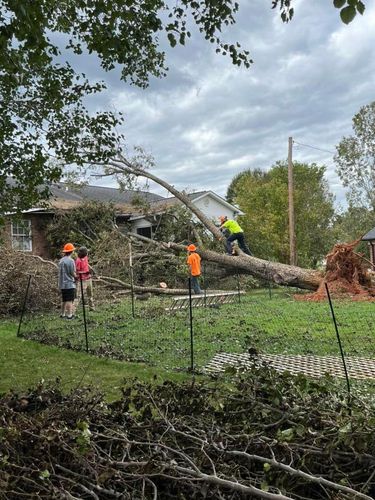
xmin=80 ymin=0 xmax=375 ymax=207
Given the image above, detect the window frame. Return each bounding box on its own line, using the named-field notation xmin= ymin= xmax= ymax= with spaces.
xmin=11 ymin=218 xmax=32 ymax=252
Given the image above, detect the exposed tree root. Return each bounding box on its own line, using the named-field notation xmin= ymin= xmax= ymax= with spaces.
xmin=297 ymin=240 xmax=375 ymax=301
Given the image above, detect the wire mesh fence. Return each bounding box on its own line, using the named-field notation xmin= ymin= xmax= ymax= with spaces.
xmin=17 ymin=270 xmax=375 ymax=390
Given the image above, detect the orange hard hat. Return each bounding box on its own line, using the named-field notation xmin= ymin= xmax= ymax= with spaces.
xmin=63 ymin=243 xmax=76 ymax=253
xmin=187 ymin=244 xmax=197 ymax=252
xmin=219 ymin=215 xmax=227 ymax=223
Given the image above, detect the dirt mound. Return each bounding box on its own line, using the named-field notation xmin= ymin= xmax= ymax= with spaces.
xmin=297 ymin=240 xmax=375 ymax=301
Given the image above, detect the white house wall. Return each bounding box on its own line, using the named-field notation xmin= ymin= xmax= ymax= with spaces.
xmin=193 ymin=195 xmax=239 ymax=222
xmin=130 ymin=194 xmax=240 ymax=234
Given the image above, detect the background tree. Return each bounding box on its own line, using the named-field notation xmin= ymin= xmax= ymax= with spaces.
xmin=226 ymin=169 xmax=263 ymax=205
xmin=230 ymin=162 xmax=336 ymax=268
xmin=332 ymin=204 xmax=373 ymax=253
xmin=335 ymin=101 xmax=375 ymax=212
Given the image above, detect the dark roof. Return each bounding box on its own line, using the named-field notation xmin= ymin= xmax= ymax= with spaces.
xmin=50 ymin=183 xmax=165 ymax=204
xmin=362 ymin=227 xmax=375 ymax=241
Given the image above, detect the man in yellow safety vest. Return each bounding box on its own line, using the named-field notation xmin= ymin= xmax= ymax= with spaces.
xmin=219 ymin=216 xmax=252 ymax=256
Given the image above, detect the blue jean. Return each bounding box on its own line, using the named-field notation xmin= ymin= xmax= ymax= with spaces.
xmin=191 ymin=276 xmax=202 ymax=294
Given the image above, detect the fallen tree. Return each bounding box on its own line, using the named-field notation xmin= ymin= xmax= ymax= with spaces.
xmin=88 ymin=151 xmax=375 ymax=296
xmin=88 ymin=152 xmax=324 ymax=291
xmin=298 ymin=240 xmax=375 ymax=301
xmin=11 ymin=149 xmax=373 ymax=297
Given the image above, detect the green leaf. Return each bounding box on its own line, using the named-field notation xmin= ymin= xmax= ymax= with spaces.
xmin=167 ymin=33 xmax=177 ymax=48
xmin=333 ymin=0 xmax=346 ymax=8
xmin=356 ymin=1 xmax=365 ymax=14
xmin=340 ymin=5 xmax=357 ymax=23
xmin=277 ymin=428 xmax=294 ymax=442
xmin=263 ymin=462 xmax=271 ymax=472
xmin=39 ymin=470 xmax=50 ymax=480
xmin=260 ymin=481 xmax=269 ymax=492
xmin=339 ymin=422 xmax=352 ymax=434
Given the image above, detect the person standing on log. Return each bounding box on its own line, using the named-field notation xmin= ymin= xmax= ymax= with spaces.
xmin=219 ymin=216 xmax=252 ymax=256
xmin=186 ymin=244 xmax=203 ymax=295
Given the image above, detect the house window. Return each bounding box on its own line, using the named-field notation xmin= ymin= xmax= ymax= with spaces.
xmin=137 ymin=226 xmax=152 ymax=238
xmin=11 ymin=219 xmax=32 ymax=251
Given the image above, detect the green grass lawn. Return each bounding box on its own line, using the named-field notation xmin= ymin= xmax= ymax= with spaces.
xmin=3 ymin=289 xmax=375 ymax=402
xmin=0 ymin=321 xmax=190 ymax=401
xmin=18 ymin=290 xmax=375 ymax=372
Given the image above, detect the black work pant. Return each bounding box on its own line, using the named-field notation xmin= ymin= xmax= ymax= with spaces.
xmin=226 ymin=232 xmax=252 ymax=255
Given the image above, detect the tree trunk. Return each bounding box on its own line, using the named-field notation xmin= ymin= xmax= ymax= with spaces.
xmin=130 ymin=233 xmax=322 ymax=290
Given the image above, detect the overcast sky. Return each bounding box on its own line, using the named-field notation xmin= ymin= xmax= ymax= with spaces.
xmin=84 ymin=0 xmax=375 ymax=208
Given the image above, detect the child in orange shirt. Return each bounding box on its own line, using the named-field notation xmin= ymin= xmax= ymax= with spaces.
xmin=186 ymin=244 xmax=202 ymax=295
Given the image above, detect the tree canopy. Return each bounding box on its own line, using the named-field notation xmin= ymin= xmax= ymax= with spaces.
xmin=332 ymin=205 xmax=373 ymax=253
xmin=0 ymin=0 xmax=252 ymax=213
xmin=0 ymin=0 xmax=366 ymax=214
xmin=229 ymin=162 xmax=335 ymax=268
xmin=335 ymin=100 xmax=375 ymax=211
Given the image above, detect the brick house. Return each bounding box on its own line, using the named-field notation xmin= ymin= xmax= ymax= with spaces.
xmin=2 ymin=182 xmax=243 ymax=258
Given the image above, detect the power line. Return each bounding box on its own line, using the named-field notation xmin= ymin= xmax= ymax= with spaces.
xmin=293 ymin=140 xmax=335 ymax=155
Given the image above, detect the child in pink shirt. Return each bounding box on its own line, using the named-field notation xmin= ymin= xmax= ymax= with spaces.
xmin=75 ymin=246 xmax=95 ymax=311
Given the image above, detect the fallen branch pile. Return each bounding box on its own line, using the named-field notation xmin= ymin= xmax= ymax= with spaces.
xmin=1 ymin=366 xmax=374 ymax=499
xmin=0 ymin=248 xmax=59 ymax=315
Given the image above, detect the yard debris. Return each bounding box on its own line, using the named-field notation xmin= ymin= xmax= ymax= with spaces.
xmin=0 ymin=247 xmax=195 ymax=317
xmin=0 ymin=247 xmax=59 ymax=315
xmin=0 ymin=370 xmax=374 ymax=499
xmin=297 ymin=240 xmax=375 ymax=301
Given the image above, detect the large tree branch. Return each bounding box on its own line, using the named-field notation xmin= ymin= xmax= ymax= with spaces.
xmin=96 ymin=275 xmax=189 ymax=295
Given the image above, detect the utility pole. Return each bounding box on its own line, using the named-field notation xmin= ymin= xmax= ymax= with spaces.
xmin=288 ymin=136 xmax=297 ymax=266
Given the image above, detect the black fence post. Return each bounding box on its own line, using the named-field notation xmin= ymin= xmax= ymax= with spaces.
xmin=129 ymin=242 xmax=135 ymax=318
xmin=267 ymin=262 xmax=272 ymax=299
xmin=203 ymin=261 xmax=207 ymax=307
xmin=325 ymin=282 xmax=351 ymax=399
xmin=188 ymin=277 xmax=194 ymax=372
xmin=79 ymin=275 xmax=89 ymax=353
xmin=17 ymin=274 xmax=32 ymax=337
